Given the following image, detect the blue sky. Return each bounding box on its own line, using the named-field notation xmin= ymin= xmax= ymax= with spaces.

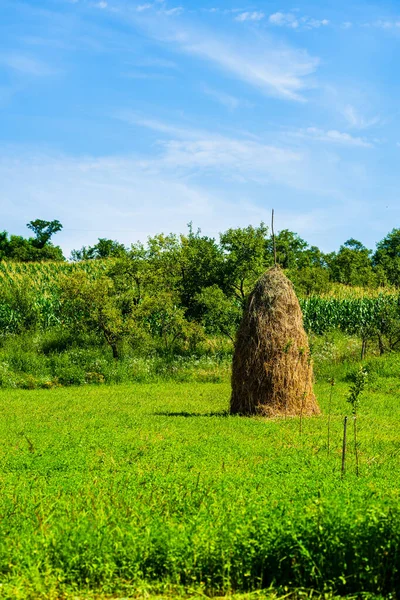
xmin=1 ymin=0 xmax=400 ymax=256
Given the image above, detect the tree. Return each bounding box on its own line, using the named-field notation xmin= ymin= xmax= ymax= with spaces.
xmin=27 ymin=219 xmax=63 ymax=249
xmin=195 ymin=285 xmax=242 ymax=341
xmin=177 ymin=225 xmax=224 ymax=318
xmin=327 ymin=239 xmax=377 ymax=287
xmin=60 ymin=272 xmax=136 ymax=359
xmin=373 ymin=229 xmax=400 ymax=286
xmin=0 ymin=232 xmax=64 ymax=262
xmin=288 ymin=266 xmax=331 ymax=296
xmin=219 ymin=223 xmax=270 ymax=305
xmin=71 ymin=238 xmax=127 ymax=261
xmin=265 ymin=229 xmax=309 ymax=269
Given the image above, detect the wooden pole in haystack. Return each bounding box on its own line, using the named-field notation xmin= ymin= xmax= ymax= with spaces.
xmin=271 ymin=208 xmax=277 ymax=267
xmin=230 ymin=266 xmax=320 ymax=417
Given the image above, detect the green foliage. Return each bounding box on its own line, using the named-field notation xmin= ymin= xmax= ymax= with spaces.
xmin=0 ymin=219 xmax=64 ymax=262
xmin=219 ymin=223 xmax=270 ymax=305
xmin=60 ymin=271 xmax=138 ymax=359
xmin=373 ymin=228 xmax=400 ymax=286
xmin=71 ymin=238 xmax=127 ymax=261
xmin=288 ymin=266 xmax=331 ymax=296
xmin=301 ymin=295 xmax=400 ymax=351
xmin=196 ymin=285 xmax=242 ymax=341
xmin=266 ymin=228 xmax=309 ymax=269
xmin=327 ymin=239 xmax=378 ymax=287
xmin=347 ymin=366 xmax=368 ymax=415
xmin=26 ymin=218 xmax=63 ymax=248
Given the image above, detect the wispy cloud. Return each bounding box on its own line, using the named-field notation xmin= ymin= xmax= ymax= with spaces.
xmin=162 ymin=7 xmax=183 ymax=16
xmin=201 ymin=85 xmax=251 ymax=110
xmin=136 ymin=3 xmax=152 ymax=11
xmin=369 ymin=19 xmax=400 ymax=29
xmin=235 ymin=11 xmax=265 ymax=22
xmin=0 ymin=144 xmax=374 ymax=254
xmin=116 ymin=112 xmax=303 ymax=179
xmin=269 ymin=12 xmax=329 ymax=30
xmin=292 ymin=127 xmax=373 ymax=147
xmin=0 ymin=53 xmax=58 ymax=76
xmin=128 ymin=13 xmax=319 ymax=101
xmin=342 ymin=105 xmax=381 ymax=129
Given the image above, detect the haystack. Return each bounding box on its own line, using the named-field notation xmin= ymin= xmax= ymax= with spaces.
xmin=230 ymin=266 xmax=319 ymax=417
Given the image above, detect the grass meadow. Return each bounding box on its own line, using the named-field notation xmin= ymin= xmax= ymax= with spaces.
xmin=1 ymin=353 xmax=400 ymax=599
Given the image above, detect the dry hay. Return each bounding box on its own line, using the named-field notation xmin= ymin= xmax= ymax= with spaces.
xmin=230 ymin=266 xmax=320 ymax=417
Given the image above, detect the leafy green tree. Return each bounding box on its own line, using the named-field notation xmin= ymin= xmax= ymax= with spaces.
xmin=219 ymin=223 xmax=270 ymax=305
xmin=288 ymin=266 xmax=331 ymax=296
xmin=177 ymin=225 xmax=223 ymax=317
xmin=195 ymin=285 xmax=242 ymax=341
xmin=373 ymin=229 xmax=400 ymax=286
xmin=27 ymin=219 xmax=63 ymax=249
xmin=297 ymin=245 xmax=327 ymax=269
xmin=136 ymin=291 xmax=205 ymax=354
xmin=71 ymin=238 xmax=127 ymax=261
xmin=60 ymin=272 xmax=137 ymax=359
xmin=1 ymin=234 xmax=64 ymax=262
xmin=265 ymin=229 xmax=309 ymax=269
xmin=327 ymin=239 xmax=377 ymax=287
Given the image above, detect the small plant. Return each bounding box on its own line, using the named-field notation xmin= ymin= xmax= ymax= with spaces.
xmin=347 ymin=366 xmax=368 ymax=475
xmin=327 ymin=377 xmax=335 ymax=455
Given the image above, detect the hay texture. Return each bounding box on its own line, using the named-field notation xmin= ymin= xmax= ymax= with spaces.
xmin=230 ymin=266 xmax=319 ymax=417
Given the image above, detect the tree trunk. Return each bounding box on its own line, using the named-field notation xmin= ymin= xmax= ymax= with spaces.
xmin=361 ymin=338 xmax=367 ymax=360
xmin=111 ymin=342 xmax=119 ymax=360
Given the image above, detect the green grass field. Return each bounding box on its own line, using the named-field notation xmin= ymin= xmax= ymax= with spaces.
xmin=1 ymin=358 xmax=400 ymax=599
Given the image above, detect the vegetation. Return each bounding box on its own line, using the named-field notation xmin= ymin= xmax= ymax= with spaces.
xmin=0 ymin=220 xmax=399 ymax=388
xmin=1 ymin=219 xmax=400 ymax=598
xmin=1 ymin=353 xmax=400 ymax=598
xmin=0 ymin=220 xmax=64 ymax=262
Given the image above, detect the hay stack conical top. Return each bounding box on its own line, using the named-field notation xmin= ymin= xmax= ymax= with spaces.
xmin=230 ymin=266 xmax=319 ymax=417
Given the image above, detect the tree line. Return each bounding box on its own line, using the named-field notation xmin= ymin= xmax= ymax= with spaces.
xmin=1 ymin=221 xmax=400 ymax=361
xmin=2 ymin=220 xmax=400 ymax=290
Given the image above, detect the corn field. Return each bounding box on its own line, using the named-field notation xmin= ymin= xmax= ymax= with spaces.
xmin=0 ymin=261 xmax=399 ymax=338
xmin=0 ymin=261 xmax=112 ymax=332
xmin=300 ymin=295 xmax=400 ymax=336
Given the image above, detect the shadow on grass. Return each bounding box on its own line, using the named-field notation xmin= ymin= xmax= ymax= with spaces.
xmin=155 ymin=410 xmax=230 ymax=418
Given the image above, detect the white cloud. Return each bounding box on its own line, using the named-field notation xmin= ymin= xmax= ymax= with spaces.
xmin=341 ymin=21 xmax=352 ymax=29
xmin=0 ymin=145 xmax=378 ymax=255
xmin=0 ymin=54 xmax=57 ymax=76
xmin=372 ymin=20 xmax=400 ymax=29
xmin=116 ymin=112 xmax=306 ymax=180
xmin=94 ymin=1 xmax=107 ymax=8
xmin=306 ymin=18 xmax=329 ymax=28
xmin=235 ymin=11 xmax=265 ymax=22
xmin=162 ymin=7 xmax=183 ymax=16
xmin=342 ymin=105 xmax=381 ymax=129
xmin=269 ymin=12 xmax=299 ymax=28
xmin=137 ymin=3 xmax=152 ymax=11
xmin=131 ymin=16 xmax=319 ymax=101
xmin=294 ymin=127 xmax=373 ymax=148
xmin=201 ymin=85 xmax=250 ymax=110
xmin=269 ymin=12 xmax=329 ymax=30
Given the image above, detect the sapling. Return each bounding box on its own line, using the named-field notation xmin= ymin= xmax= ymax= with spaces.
xmin=347 ymin=366 xmax=368 ymax=476
xmin=327 ymin=377 xmax=335 ymax=455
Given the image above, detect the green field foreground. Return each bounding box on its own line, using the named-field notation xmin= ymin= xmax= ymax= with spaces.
xmin=1 ymin=370 xmax=400 ymax=599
